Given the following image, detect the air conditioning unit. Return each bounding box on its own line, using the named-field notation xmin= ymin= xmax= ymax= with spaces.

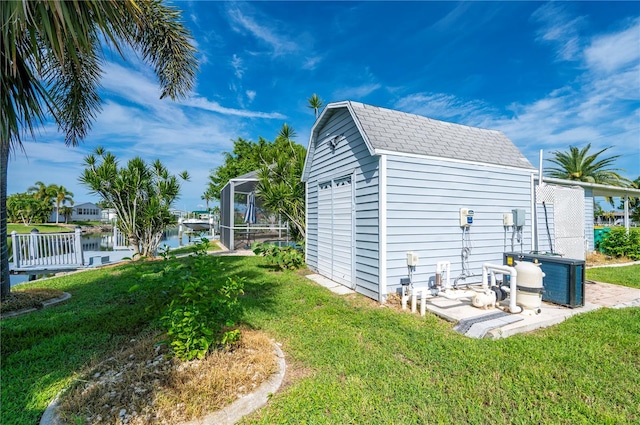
xmin=504 ymin=252 xmax=585 ymax=308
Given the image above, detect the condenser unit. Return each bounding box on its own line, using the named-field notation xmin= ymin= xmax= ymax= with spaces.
xmin=504 ymin=252 xmax=585 ymax=308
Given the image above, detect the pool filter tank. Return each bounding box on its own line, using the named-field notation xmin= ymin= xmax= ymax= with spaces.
xmin=514 ymin=261 xmax=545 ymax=311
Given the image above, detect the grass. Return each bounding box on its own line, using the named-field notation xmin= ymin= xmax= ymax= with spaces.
xmin=164 ymin=241 xmax=221 ymax=256
xmin=586 ymin=264 xmax=640 ymax=289
xmin=7 ymin=223 xmax=73 ymax=234
xmin=2 ymin=257 xmax=639 ymax=425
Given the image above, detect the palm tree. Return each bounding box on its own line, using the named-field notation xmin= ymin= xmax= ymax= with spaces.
xmin=60 ymin=205 xmax=74 ymax=224
xmin=307 ymin=93 xmax=324 ymax=119
xmin=51 ymin=185 xmax=74 ymax=224
xmin=1 ymin=0 xmax=198 ymax=299
xmin=546 ymin=144 xmax=631 ymax=186
xmin=27 ymin=181 xmax=55 ymax=204
xmin=201 ymin=187 xmax=215 ymax=211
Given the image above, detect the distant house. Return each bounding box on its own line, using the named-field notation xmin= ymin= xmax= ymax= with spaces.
xmin=101 ymin=208 xmax=117 ymax=223
xmin=71 ymin=202 xmax=102 ymax=222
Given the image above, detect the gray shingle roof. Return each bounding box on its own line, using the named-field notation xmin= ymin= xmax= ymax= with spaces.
xmin=345 ymin=101 xmax=535 ymax=169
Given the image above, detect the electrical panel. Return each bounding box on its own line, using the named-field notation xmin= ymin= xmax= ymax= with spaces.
xmin=406 ymin=251 xmax=419 ymax=267
xmin=460 ymin=208 xmax=474 ymax=227
xmin=512 ymin=209 xmax=525 ymax=226
xmin=503 ymin=212 xmax=514 ymax=226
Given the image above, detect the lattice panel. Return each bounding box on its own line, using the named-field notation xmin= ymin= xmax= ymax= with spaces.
xmin=553 ymin=185 xmax=585 ymax=260
xmin=536 ymin=184 xmax=556 ymax=204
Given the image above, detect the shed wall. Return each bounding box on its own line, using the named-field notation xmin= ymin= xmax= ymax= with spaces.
xmin=384 ymin=156 xmax=534 ymax=295
xmin=306 ymin=109 xmax=380 ymax=298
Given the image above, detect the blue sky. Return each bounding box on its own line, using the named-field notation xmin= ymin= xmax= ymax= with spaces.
xmin=8 ymin=1 xmax=640 ymax=211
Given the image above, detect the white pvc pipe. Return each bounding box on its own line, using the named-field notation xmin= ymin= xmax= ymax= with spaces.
xmin=482 ymin=263 xmax=522 ymax=314
xmin=436 ymin=261 xmax=451 ymax=289
xmin=438 ymin=289 xmax=477 ymax=300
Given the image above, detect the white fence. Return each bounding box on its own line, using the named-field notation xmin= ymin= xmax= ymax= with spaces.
xmin=11 ymin=228 xmax=84 ymax=270
xmin=113 ymin=226 xmax=130 ymax=250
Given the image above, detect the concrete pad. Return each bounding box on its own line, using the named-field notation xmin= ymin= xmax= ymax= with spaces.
xmin=423 ymin=280 xmax=640 ymax=339
xmin=305 ymin=274 xmax=355 ymax=295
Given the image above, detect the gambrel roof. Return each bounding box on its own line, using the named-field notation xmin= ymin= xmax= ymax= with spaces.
xmin=303 ymin=101 xmax=535 ymax=180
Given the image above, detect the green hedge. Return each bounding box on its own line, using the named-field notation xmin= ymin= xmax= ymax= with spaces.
xmin=599 ymin=227 xmax=640 ymax=260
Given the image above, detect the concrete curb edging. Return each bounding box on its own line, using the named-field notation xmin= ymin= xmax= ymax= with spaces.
xmin=1 ymin=292 xmax=71 ymax=320
xmin=40 ymin=341 xmax=286 ymax=425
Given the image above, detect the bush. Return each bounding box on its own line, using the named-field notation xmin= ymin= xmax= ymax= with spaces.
xmin=252 ymin=242 xmax=305 ymax=270
xmin=599 ymin=228 xmax=640 ymax=260
xmin=134 ymin=238 xmax=245 ymax=361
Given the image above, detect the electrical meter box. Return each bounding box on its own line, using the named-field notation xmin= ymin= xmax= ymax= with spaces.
xmin=512 ymin=209 xmax=525 ymax=227
xmin=503 ymin=212 xmax=514 ymax=226
xmin=406 ymin=251 xmax=419 ymax=267
xmin=460 ymin=208 xmax=474 ymax=227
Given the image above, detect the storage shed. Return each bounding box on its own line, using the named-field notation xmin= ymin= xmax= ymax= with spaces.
xmin=302 ymin=101 xmax=538 ymax=302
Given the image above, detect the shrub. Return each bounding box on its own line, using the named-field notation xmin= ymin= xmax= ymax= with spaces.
xmin=133 ymin=238 xmax=245 ymax=361
xmin=599 ymin=228 xmax=640 ymax=260
xmin=252 ymin=242 xmax=305 ymax=270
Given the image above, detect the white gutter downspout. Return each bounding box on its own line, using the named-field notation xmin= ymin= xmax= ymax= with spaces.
xmin=624 ymin=196 xmax=630 ymax=233
xmin=530 ymin=173 xmax=537 ymax=252
xmin=535 ymin=149 xmax=544 ymax=252
xmin=482 ymin=263 xmax=522 ymax=314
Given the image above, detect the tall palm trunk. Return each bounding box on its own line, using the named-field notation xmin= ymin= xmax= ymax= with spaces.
xmin=1 ymin=142 xmax=10 ymax=299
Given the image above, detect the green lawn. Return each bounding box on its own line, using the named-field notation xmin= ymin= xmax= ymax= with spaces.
xmin=587 ymin=264 xmax=640 ymax=289
xmin=2 ymin=257 xmax=639 ymax=425
xmin=7 ymin=223 xmax=73 ymax=234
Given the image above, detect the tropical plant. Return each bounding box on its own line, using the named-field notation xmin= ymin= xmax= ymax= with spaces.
xmin=252 ymin=242 xmax=305 ymax=270
xmin=546 ymin=144 xmax=632 ymax=186
xmin=26 ymin=181 xmax=55 ymax=204
xmin=1 ymin=0 xmax=198 ymax=299
xmin=6 ymin=192 xmax=51 ymax=225
xmin=201 ymin=187 xmax=216 ymax=210
xmin=207 ymin=124 xmax=307 ymax=239
xmin=60 ymin=205 xmax=74 ymax=224
xmin=80 ymin=148 xmax=189 ymax=257
xmin=256 ymin=124 xmax=306 ymax=239
xmin=599 ymin=227 xmax=640 ymax=260
xmin=50 ymin=185 xmax=74 ymax=224
xmin=307 ymin=93 xmax=324 ymax=118
xmin=206 ymin=137 xmax=270 ymax=199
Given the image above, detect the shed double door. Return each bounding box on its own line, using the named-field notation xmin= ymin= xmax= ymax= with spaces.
xmin=317 ymin=175 xmax=354 ymax=288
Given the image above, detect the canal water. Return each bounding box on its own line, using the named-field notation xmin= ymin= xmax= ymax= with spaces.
xmin=10 ymin=227 xmax=193 ymax=287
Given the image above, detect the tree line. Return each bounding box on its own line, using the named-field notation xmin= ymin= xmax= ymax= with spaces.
xmin=7 ymin=182 xmax=74 ymax=226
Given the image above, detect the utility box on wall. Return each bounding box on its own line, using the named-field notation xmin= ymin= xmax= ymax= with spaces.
xmin=504 ymin=252 xmax=585 ymax=308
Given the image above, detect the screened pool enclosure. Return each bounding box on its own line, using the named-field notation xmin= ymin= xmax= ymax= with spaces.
xmin=219 ymin=170 xmax=290 ymax=251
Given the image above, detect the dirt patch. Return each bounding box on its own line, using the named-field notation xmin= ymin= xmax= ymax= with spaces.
xmin=57 ymin=329 xmax=279 ymax=425
xmin=0 ymin=288 xmax=64 ymax=315
xmin=586 ymin=252 xmax=634 ymax=267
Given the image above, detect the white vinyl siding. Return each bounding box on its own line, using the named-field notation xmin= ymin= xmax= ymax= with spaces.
xmin=385 ymin=155 xmax=534 ymax=295
xmin=305 ymin=108 xmax=380 ymax=297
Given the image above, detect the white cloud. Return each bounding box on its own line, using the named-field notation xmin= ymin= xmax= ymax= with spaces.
xmin=394 ymin=93 xmax=493 ymax=124
xmin=246 ymin=90 xmax=256 ymax=102
xmin=531 ymin=3 xmax=585 ymax=61
xmin=334 ymin=83 xmax=381 ymax=100
xmin=182 ymin=96 xmax=284 ymax=119
xmin=231 ymin=54 xmax=244 ymax=79
xmin=226 ymin=7 xmax=299 ymax=56
xmin=302 ymin=55 xmax=323 ymax=70
xmin=584 ymin=18 xmax=640 ymax=73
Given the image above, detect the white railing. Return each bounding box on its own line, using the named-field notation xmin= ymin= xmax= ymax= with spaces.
xmin=11 ymin=228 xmax=84 ymax=270
xmin=113 ymin=226 xmax=130 ymax=250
